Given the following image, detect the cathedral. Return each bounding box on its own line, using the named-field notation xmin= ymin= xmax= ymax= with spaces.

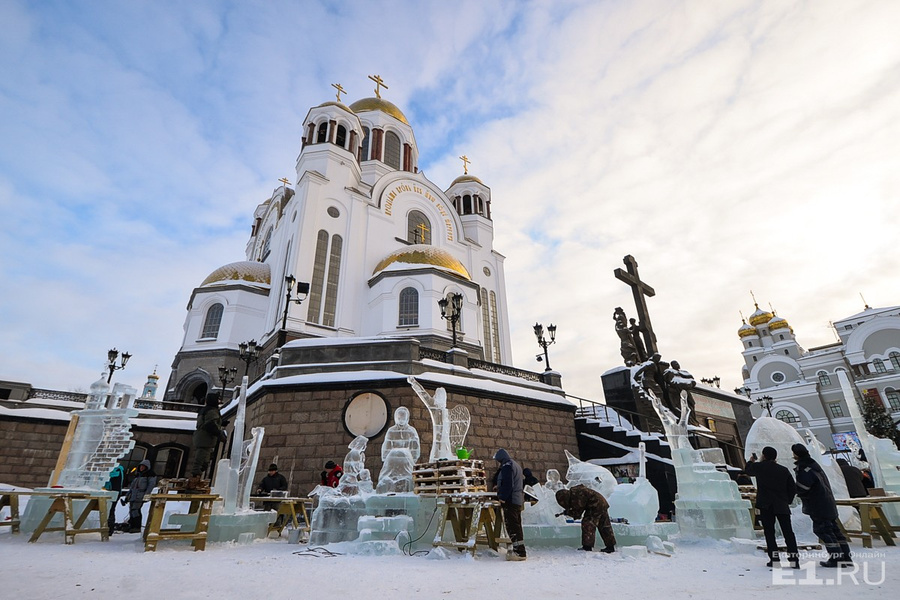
xmin=160 ymin=80 xmax=576 ymax=493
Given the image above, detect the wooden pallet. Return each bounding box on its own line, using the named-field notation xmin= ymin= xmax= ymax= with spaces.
xmin=413 ymin=459 xmax=487 ymax=497
xmin=157 ymin=478 xmax=211 ymax=494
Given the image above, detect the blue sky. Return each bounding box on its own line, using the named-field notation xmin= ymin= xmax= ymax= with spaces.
xmin=2 ymin=1 xmax=899 ymax=400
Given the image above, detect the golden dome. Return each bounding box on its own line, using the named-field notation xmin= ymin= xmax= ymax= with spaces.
xmin=450 ymin=174 xmax=484 ymax=186
xmin=373 ymin=245 xmax=470 ymax=280
xmin=748 ymin=304 xmax=773 ymax=326
xmin=349 ymin=97 xmax=409 ymax=125
xmin=738 ymin=321 xmax=758 ymax=338
xmin=201 ymin=261 xmax=271 ymax=287
xmin=768 ymin=316 xmax=791 ymax=331
xmin=317 ymin=100 xmax=352 ymax=112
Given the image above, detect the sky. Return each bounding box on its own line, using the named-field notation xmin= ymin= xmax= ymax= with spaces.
xmin=2 ymin=0 xmax=899 ymax=402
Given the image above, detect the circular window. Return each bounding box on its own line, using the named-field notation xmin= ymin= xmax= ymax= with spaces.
xmin=772 ymin=372 xmax=785 ymax=383
xmin=327 ymin=206 xmax=340 ymax=218
xmin=483 ymin=266 xmax=491 ymax=276
xmin=342 ymin=392 xmax=389 ymax=438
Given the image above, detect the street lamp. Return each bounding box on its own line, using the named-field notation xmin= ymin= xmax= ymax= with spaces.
xmin=701 ymin=376 xmax=721 ymax=388
xmin=238 ymin=339 xmax=261 ymax=377
xmin=757 ymin=395 xmax=774 ymax=417
xmin=281 ymin=274 xmax=310 ymax=343
xmin=734 ymin=386 xmax=752 ymax=398
xmin=533 ymin=322 xmax=557 ymax=372
xmin=218 ymin=365 xmax=238 ymax=401
xmin=438 ymin=293 xmax=464 ymax=347
xmin=106 ymin=348 xmax=132 ymax=384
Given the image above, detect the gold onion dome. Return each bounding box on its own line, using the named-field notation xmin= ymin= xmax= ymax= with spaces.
xmin=768 ymin=315 xmax=790 ymax=331
xmin=201 ymin=261 xmax=271 ymax=287
xmin=738 ymin=320 xmax=757 ymax=338
xmin=317 ymin=100 xmax=352 ymax=112
xmin=349 ymin=97 xmax=409 ymax=125
xmin=748 ymin=304 xmax=774 ymax=326
xmin=450 ymin=174 xmax=484 ymax=186
xmin=373 ymin=245 xmax=471 ymax=280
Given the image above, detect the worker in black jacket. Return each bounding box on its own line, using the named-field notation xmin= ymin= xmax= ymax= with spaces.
xmin=746 ymin=446 xmax=799 ymax=568
xmin=793 ymin=443 xmax=852 ymax=568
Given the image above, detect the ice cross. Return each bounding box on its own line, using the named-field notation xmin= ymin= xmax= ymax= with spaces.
xmin=614 ymin=255 xmax=658 ymax=356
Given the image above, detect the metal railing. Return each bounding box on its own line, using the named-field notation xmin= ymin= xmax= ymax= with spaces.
xmin=466 ymin=358 xmax=542 ymax=382
xmin=418 ymin=347 xmax=449 ymax=363
xmin=567 ymin=393 xmax=653 ymax=432
xmin=133 ymin=399 xmax=202 ymax=413
xmin=27 ymin=388 xmax=88 ymax=403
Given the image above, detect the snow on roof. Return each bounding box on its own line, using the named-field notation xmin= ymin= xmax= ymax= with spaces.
xmin=0 ymin=405 xmax=73 ymax=422
xmin=131 ymin=417 xmax=195 ymax=431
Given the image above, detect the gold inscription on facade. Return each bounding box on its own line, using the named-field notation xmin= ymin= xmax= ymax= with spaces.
xmin=383 ymin=182 xmax=454 ymax=241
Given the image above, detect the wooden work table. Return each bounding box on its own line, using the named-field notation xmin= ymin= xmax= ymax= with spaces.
xmin=836 ymin=495 xmax=900 ymax=548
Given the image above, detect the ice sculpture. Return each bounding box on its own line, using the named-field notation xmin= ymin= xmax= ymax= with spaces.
xmin=213 ymin=377 xmax=265 ymax=514
xmin=309 ymin=436 xmax=370 ymax=545
xmin=564 ymin=450 xmax=618 ymax=498
xmin=743 ymin=416 xmax=806 ymax=467
xmin=608 ymin=442 xmax=659 ymax=525
xmin=448 ymin=404 xmax=471 ymax=454
xmin=56 ymin=374 xmax=138 ymax=489
xmin=644 ymin=386 xmax=753 ymax=539
xmin=409 ymin=376 xmax=469 ymax=461
xmin=544 ymin=469 xmax=565 ymax=492
xmin=836 ymin=371 xmax=900 ymax=525
xmin=376 ymin=406 xmax=420 ymax=494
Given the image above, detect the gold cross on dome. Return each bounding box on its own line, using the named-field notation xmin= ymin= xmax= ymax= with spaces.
xmin=459 ymin=155 xmax=471 ymax=175
xmin=278 ymin=177 xmax=291 ymax=187
xmin=331 ymin=83 xmax=346 ymax=102
xmin=415 ymin=222 xmax=430 ymax=243
xmin=368 ymin=74 xmax=388 ymax=98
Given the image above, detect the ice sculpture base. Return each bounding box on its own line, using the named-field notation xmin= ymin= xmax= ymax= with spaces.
xmin=167 ymin=511 xmax=275 ymax=543
xmin=674 ymin=499 xmax=754 ymax=540
xmin=611 ymin=521 xmax=680 ymax=546
xmin=19 ymin=488 xmax=119 ymax=535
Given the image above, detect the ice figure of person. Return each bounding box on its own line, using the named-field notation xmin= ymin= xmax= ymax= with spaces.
xmin=376 ymin=406 xmax=421 ymax=494
xmin=408 ymin=376 xmax=453 ymax=461
xmin=564 ymin=450 xmax=618 ymax=498
xmin=357 ymin=469 xmax=375 ymax=495
xmin=336 ymin=435 xmax=368 ymax=496
xmin=544 ymin=469 xmax=565 ymax=492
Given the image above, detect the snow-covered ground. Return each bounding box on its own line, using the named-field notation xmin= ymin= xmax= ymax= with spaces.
xmin=1 ymin=526 xmax=896 ymax=599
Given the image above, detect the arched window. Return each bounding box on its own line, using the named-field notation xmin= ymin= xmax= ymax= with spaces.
xmin=890 ymin=352 xmax=900 ymax=370
xmin=398 ymin=287 xmax=419 ymax=327
xmin=360 ymin=127 xmax=370 ymax=161
xmin=323 ymin=234 xmax=342 ymax=327
xmin=407 ymin=210 xmax=432 ymax=244
xmin=307 ymin=230 xmax=329 ymax=325
xmin=120 ymin=443 xmax=150 ymax=474
xmin=152 ymin=445 xmax=187 ymax=479
xmin=873 ymin=358 xmax=887 ymax=374
xmin=316 ymin=122 xmax=328 ymax=143
xmin=201 ymin=303 xmax=224 ymax=339
xmin=335 ymin=125 xmax=347 ymax=148
xmin=384 ymin=131 xmax=401 ymax=169
xmin=774 ymin=410 xmax=799 ymax=424
xmin=463 ymin=194 xmax=472 ymax=214
xmin=260 ymin=227 xmax=273 ymax=261
xmin=817 ymin=371 xmax=831 ymax=386
xmin=886 ymin=390 xmax=900 ymax=411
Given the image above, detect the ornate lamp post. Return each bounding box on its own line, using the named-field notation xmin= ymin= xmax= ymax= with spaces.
xmin=106 ymin=348 xmax=132 ymax=384
xmin=757 ymin=395 xmax=774 ymax=417
xmin=218 ymin=365 xmax=238 ymax=401
xmin=238 ymin=339 xmax=261 ymax=377
xmin=533 ymin=322 xmax=557 ymax=371
xmin=701 ymin=376 xmax=721 ymax=388
xmin=438 ymin=293 xmax=464 ymax=348
xmin=281 ymin=274 xmax=310 ymax=344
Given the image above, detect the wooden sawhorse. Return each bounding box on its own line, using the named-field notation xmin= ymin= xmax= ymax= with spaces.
xmin=143 ymin=493 xmax=218 ymax=552
xmin=837 ymin=498 xmax=900 ymax=549
xmin=28 ymin=492 xmax=109 ymax=544
xmin=251 ymin=496 xmax=313 ymax=539
xmin=0 ymin=491 xmax=22 ymax=534
xmin=432 ymin=493 xmax=511 ymax=557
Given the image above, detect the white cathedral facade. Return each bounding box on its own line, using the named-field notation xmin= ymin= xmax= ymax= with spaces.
xmin=737 ymin=302 xmax=900 ymax=450
xmin=164 ymin=89 xmax=513 ymax=403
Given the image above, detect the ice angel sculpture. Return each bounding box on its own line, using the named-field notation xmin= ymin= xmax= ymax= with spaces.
xmin=408 ymin=376 xmax=470 ymax=461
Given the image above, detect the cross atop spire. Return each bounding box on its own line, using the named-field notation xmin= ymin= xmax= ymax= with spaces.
xmin=278 ymin=177 xmax=291 ymax=188
xmin=331 ymin=83 xmax=346 ymax=102
xmin=459 ymin=155 xmax=471 ymax=175
xmin=368 ymin=74 xmax=388 ymax=99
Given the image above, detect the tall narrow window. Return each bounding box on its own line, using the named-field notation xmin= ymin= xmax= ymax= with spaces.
xmin=360 ymin=127 xmax=370 ymax=161
xmin=260 ymin=227 xmax=273 ymax=261
xmin=398 ymin=287 xmax=419 ymax=326
xmin=817 ymin=371 xmax=831 ymax=386
xmin=829 ymin=403 xmax=845 ymax=418
xmin=874 ymin=359 xmax=887 ymax=374
xmin=335 ymin=125 xmax=347 ymax=148
xmin=463 ymin=195 xmax=472 ymax=214
xmin=322 ymin=235 xmax=342 ymax=327
xmin=407 ymin=210 xmax=432 ymax=244
xmin=890 ymin=352 xmax=900 ymax=370
xmin=306 ymin=230 xmax=329 ymax=324
xmin=489 ymin=291 xmax=501 ymax=362
xmin=384 ymin=131 xmax=401 ymax=169
xmin=201 ymin=303 xmax=224 ymax=339
xmin=480 ymin=287 xmax=493 ymax=361
xmin=316 ymin=122 xmax=328 ymax=143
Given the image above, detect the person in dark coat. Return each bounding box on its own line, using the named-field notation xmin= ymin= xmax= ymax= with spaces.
xmin=257 ymin=463 xmax=289 ymax=495
xmin=188 ymin=393 xmax=227 ymax=488
xmin=320 ymin=461 xmax=343 ymax=487
xmin=836 ymin=458 xmax=868 ymax=498
xmin=494 ymin=448 xmax=527 ymax=561
xmin=103 ymin=464 xmax=126 ymax=533
xmin=793 ymin=443 xmax=852 ymax=568
xmin=555 ymin=485 xmax=616 ymax=553
xmin=746 ymin=446 xmax=799 ymax=567
xmin=124 ymin=459 xmax=157 ymax=533
xmin=522 ymin=468 xmax=539 ymax=487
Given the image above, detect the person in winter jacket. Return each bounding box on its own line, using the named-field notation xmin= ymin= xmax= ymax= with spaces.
xmin=555 ymin=485 xmax=616 ymax=553
xmin=836 ymin=458 xmax=868 ymax=499
xmin=103 ymin=464 xmax=126 ymax=533
xmin=320 ymin=461 xmax=343 ymax=487
xmin=124 ymin=459 xmax=157 ymax=533
xmin=746 ymin=446 xmax=799 ymax=567
xmin=494 ymin=448 xmax=527 ymax=561
xmin=188 ymin=392 xmax=228 ymax=488
xmin=792 ymin=443 xmax=852 ymax=568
